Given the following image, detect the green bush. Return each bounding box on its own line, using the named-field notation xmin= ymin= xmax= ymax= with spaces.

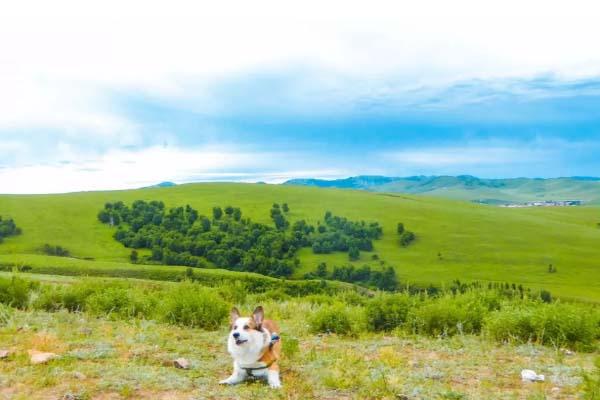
xmin=365 ymin=293 xmax=413 ymax=332
xmin=484 ymin=302 xmax=599 ymax=349
xmin=336 ymin=290 xmax=368 ymax=306
xmin=34 ymin=285 xmax=70 ymax=312
xmin=0 ymin=303 xmax=13 ymax=326
xmin=282 ymin=336 xmax=300 ymax=359
xmin=304 ymin=294 xmax=336 ymax=305
xmin=216 ymin=281 xmax=247 ymax=304
xmin=85 ymin=286 xmax=157 ymax=319
xmin=309 ymin=303 xmax=356 ymax=335
xmin=34 ymin=280 xmax=114 ymax=312
xmin=582 ymin=357 xmax=600 ymax=399
xmin=0 ymin=276 xmax=37 ymax=309
xmin=410 ymin=294 xmax=489 ymax=336
xmin=158 ymin=283 xmax=228 ymax=329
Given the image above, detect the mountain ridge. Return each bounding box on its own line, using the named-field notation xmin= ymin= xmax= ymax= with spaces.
xmin=283 ymin=175 xmax=600 ymax=204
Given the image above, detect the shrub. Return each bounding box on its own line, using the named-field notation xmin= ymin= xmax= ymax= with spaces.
xmin=42 ymin=244 xmax=70 ymax=257
xmin=0 ymin=276 xmax=36 ymax=309
xmin=216 ymin=281 xmax=247 ymax=304
xmin=304 ymin=294 xmax=336 ymax=305
xmin=309 ymin=303 xmax=356 ymax=335
xmin=85 ymin=286 xmax=157 ymax=319
xmin=365 ymin=293 xmax=413 ymax=332
xmin=282 ymin=336 xmax=299 ymax=359
xmin=336 ymin=290 xmax=368 ymax=306
xmin=158 ymin=283 xmax=228 ymax=329
xmin=582 ymin=357 xmax=600 ymax=399
xmin=34 ymin=285 xmax=70 ymax=312
xmin=410 ymin=294 xmax=489 ymax=336
xmin=399 ymin=231 xmax=415 ymax=247
xmin=34 ymin=281 xmax=104 ymax=312
xmin=0 ymin=303 xmax=13 ymax=326
xmin=484 ymin=302 xmax=599 ymax=349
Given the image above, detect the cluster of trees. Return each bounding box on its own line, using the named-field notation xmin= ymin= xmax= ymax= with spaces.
xmin=98 ymin=201 xmax=408 ymax=284
xmin=270 ymin=203 xmax=289 ymax=230
xmin=304 ymin=261 xmax=398 ymax=291
xmin=397 ymin=222 xmax=416 ymax=247
xmin=99 ymin=201 xmax=299 ymax=277
xmin=311 ymin=212 xmax=383 ymax=260
xmin=0 ymin=216 xmax=21 ymax=243
xmin=41 ymin=244 xmax=70 ymax=257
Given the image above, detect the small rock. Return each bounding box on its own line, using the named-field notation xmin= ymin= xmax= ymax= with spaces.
xmin=521 ymin=369 xmax=545 ymax=382
xmin=174 ymin=357 xmax=190 ymax=369
xmin=561 ymin=348 xmax=575 ymax=356
xmin=72 ymin=371 xmax=87 ymax=380
xmin=551 ymin=387 xmax=560 ymax=393
xmin=0 ymin=349 xmax=10 ymax=359
xmin=28 ymin=350 xmax=59 ymax=364
xmin=63 ymin=394 xmax=83 ymax=400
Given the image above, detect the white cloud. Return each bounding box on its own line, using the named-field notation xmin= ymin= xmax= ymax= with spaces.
xmin=383 ymin=146 xmax=549 ymax=167
xmin=1 ymin=0 xmax=599 ymax=191
xmin=0 ymin=145 xmax=344 ymax=193
xmin=1 ymin=0 xmax=600 ymax=137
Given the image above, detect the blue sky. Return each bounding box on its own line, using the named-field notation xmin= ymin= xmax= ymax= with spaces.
xmin=1 ymin=1 xmax=600 ymax=193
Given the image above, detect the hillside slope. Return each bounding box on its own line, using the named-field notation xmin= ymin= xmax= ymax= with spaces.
xmin=284 ymin=175 xmax=600 ymax=204
xmin=1 ymin=183 xmax=599 ymax=300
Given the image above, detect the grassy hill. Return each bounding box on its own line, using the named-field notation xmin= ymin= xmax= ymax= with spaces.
xmin=285 ymin=175 xmax=600 ymax=204
xmin=1 ymin=183 xmax=600 ymax=301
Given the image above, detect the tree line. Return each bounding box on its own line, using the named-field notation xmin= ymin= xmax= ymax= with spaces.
xmin=304 ymin=261 xmax=399 ymax=291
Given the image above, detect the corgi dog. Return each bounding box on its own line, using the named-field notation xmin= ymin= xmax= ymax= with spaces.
xmin=219 ymin=306 xmax=282 ymax=388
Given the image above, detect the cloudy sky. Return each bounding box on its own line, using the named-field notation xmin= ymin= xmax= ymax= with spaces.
xmin=1 ymin=0 xmax=600 ymax=193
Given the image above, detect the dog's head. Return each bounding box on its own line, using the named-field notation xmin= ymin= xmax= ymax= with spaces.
xmin=228 ymin=306 xmax=266 ymax=349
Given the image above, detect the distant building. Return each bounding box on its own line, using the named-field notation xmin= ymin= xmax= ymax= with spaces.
xmin=499 ymin=200 xmax=584 ymax=208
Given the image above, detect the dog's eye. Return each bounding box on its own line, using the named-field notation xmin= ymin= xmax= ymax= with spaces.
xmin=233 ymin=325 xmax=237 ymax=330
xmin=243 ymin=325 xmax=249 ymax=330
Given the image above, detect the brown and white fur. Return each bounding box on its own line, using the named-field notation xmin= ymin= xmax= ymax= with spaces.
xmin=219 ymin=306 xmax=282 ymax=388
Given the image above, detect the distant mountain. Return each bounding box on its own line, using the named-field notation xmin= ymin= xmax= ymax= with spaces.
xmin=284 ymin=175 xmax=600 ymax=204
xmin=144 ymin=181 xmax=177 ymax=189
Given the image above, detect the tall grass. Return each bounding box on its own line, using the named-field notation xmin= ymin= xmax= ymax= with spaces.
xmin=0 ymin=274 xmax=598 ymax=349
xmin=484 ymin=302 xmax=600 ymax=350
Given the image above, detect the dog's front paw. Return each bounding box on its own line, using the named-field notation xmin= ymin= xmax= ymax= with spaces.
xmin=269 ymin=381 xmax=282 ymax=389
xmin=219 ymin=378 xmax=235 ymax=385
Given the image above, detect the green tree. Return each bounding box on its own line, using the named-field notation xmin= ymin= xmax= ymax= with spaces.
xmin=348 ymin=246 xmax=360 ymax=261
xmin=399 ymin=231 xmax=415 ymax=247
xmin=212 ymin=207 xmax=223 ymax=220
xmin=97 ymin=210 xmax=110 ymax=224
xmin=130 ymin=250 xmax=138 ymax=263
xmin=282 ymin=203 xmax=289 ymax=213
xmin=397 ymin=222 xmax=405 ymax=234
xmin=316 ymin=262 xmax=328 ymax=278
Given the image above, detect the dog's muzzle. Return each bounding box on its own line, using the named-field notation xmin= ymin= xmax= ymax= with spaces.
xmin=232 ymin=332 xmax=247 ymax=345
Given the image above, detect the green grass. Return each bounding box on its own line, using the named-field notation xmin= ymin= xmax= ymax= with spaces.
xmin=0 ymin=254 xmax=355 ymax=296
xmin=1 ymin=285 xmax=597 ymax=399
xmin=1 ymin=183 xmax=600 ymax=300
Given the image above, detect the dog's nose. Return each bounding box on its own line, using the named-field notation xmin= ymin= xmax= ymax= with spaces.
xmin=232 ymin=332 xmax=240 ymax=339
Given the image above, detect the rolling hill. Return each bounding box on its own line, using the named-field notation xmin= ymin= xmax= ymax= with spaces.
xmin=284 ymin=175 xmax=600 ymax=204
xmin=1 ymin=183 xmax=599 ymax=300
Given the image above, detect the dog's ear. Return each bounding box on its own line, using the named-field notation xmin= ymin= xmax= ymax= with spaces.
xmin=252 ymin=306 xmax=264 ymax=328
xmin=230 ymin=307 xmax=240 ymax=325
